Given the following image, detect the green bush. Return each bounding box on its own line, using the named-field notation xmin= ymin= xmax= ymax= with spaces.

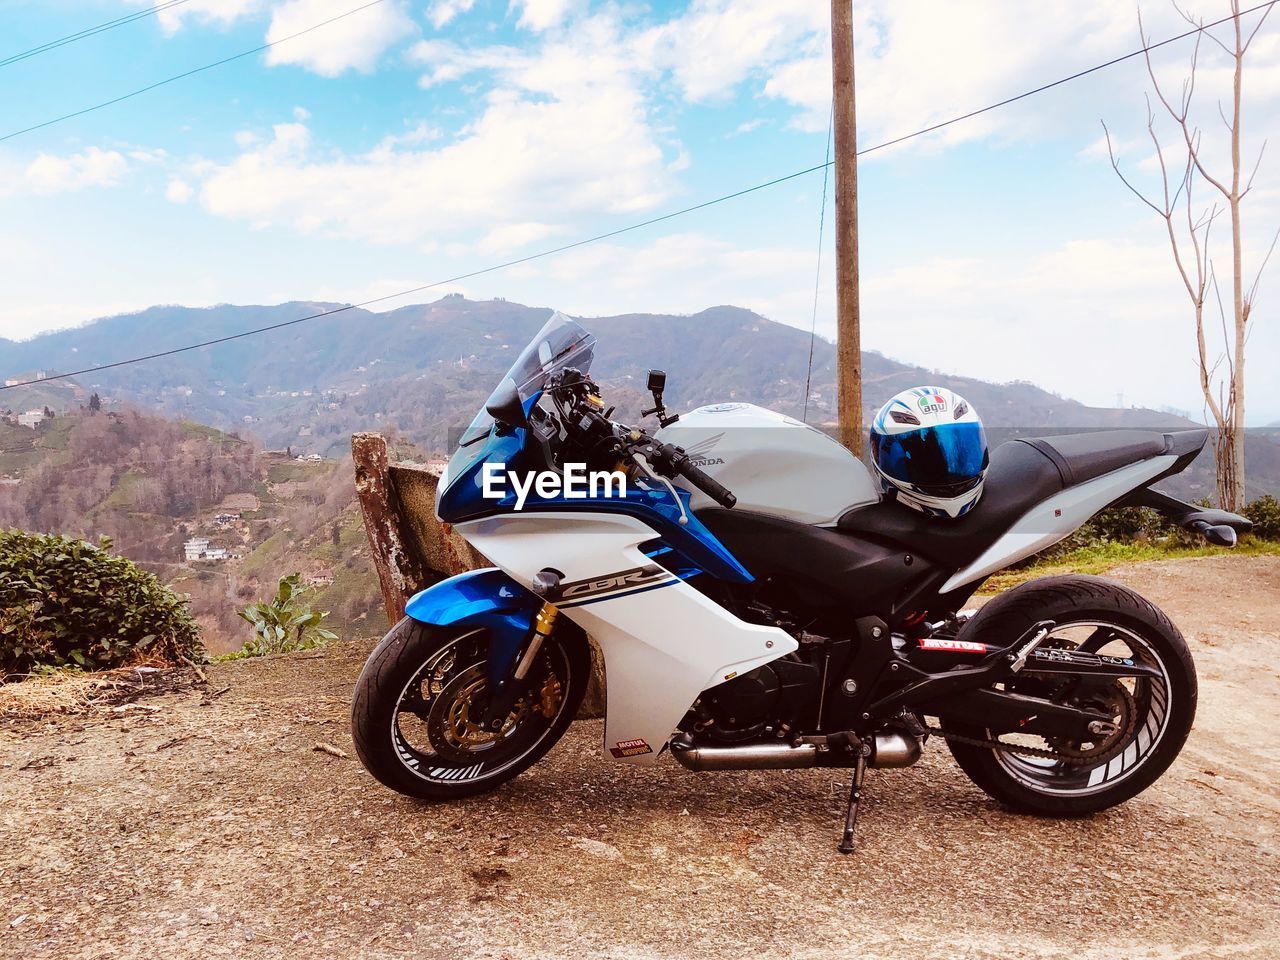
xmin=1242 ymin=494 xmax=1280 ymax=541
xmin=236 ymin=573 xmax=336 ymax=657
xmin=0 ymin=530 xmax=202 ymax=676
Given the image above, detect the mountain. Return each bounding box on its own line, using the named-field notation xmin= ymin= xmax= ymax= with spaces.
xmin=1 ymin=296 xmax=1275 ymax=498
xmin=0 ymin=296 xmax=1195 ymax=442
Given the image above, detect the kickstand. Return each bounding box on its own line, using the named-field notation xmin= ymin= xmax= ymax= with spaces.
xmin=837 ymin=744 xmax=869 ymax=855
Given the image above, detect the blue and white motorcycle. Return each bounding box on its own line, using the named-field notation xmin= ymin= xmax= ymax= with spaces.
xmin=352 ymin=313 xmax=1250 ymax=850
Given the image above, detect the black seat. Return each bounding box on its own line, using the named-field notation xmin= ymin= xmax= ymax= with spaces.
xmin=1018 ymin=430 xmax=1168 ymax=487
xmin=835 ymin=429 xmax=1207 ymax=572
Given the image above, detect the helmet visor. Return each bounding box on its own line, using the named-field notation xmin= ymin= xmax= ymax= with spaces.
xmin=873 ymin=421 xmax=989 ymax=492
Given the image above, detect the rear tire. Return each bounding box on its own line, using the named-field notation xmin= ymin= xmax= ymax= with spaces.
xmin=352 ymin=617 xmax=591 ymax=800
xmin=943 ymin=574 xmax=1196 ymax=816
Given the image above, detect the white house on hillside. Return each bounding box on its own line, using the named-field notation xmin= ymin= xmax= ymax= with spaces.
xmin=17 ymin=410 xmax=46 ymax=429
xmin=183 ymin=537 xmax=210 ymax=561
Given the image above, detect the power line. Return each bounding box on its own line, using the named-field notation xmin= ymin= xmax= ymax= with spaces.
xmin=0 ymin=0 xmax=391 ymax=144
xmin=3 ymin=1 xmax=1274 ymax=392
xmin=0 ymin=0 xmax=194 ymax=70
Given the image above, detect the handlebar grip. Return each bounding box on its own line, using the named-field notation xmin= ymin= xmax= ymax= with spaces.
xmin=674 ymin=457 xmax=737 ymax=509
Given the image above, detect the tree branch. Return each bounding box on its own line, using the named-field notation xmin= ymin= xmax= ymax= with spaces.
xmin=1102 ymin=119 xmax=1166 ymax=217
xmin=1243 ymin=0 xmax=1274 ymax=52
xmin=1246 ymin=223 xmax=1280 ymax=306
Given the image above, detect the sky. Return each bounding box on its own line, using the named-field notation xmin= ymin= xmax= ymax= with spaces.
xmin=0 ymin=0 xmax=1277 ymax=423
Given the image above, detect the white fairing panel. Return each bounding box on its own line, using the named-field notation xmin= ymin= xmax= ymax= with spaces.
xmin=655 ymin=403 xmax=878 ymax=525
xmin=456 ymin=511 xmax=797 ymax=763
xmin=940 ymin=455 xmax=1178 ymax=592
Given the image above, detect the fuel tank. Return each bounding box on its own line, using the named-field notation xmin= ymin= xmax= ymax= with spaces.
xmin=655 ymin=403 xmax=879 ymax=525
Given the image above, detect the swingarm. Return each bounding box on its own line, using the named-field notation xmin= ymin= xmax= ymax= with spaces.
xmin=866 ymin=621 xmax=1161 ymax=736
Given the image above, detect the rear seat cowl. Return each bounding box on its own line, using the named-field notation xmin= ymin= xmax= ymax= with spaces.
xmin=1018 ymin=430 xmax=1168 ymax=487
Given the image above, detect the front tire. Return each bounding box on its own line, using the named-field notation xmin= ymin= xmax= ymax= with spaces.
xmin=352 ymin=617 xmax=591 ymax=800
xmin=943 ymin=574 xmax=1197 ymax=816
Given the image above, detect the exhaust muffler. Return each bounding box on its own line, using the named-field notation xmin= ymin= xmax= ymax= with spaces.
xmin=670 ymin=731 xmax=922 ymax=772
xmin=671 ymin=738 xmax=818 ymax=771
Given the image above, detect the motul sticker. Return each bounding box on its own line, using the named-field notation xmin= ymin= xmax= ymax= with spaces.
xmin=918 ymin=637 xmax=987 ymax=653
xmin=610 ymin=738 xmax=653 ymax=759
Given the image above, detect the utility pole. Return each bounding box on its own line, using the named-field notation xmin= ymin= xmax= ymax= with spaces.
xmin=830 ymin=0 xmax=863 ymax=457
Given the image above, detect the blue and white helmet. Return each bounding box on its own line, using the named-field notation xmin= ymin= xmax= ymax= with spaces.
xmin=869 ymin=386 xmax=989 ymax=519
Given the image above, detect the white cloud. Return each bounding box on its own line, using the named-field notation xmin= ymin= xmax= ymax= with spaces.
xmin=166 ymin=179 xmax=195 ymax=203
xmin=263 ymin=0 xmax=416 ymax=76
xmin=150 ymin=0 xmax=265 ymax=35
xmin=634 ymin=0 xmax=1277 ymax=148
xmin=193 ymin=13 xmax=674 ymax=246
xmin=511 ymin=0 xmax=582 ymax=33
xmin=854 ymin=235 xmax=1256 ymax=418
xmin=428 ymin=0 xmax=475 ymax=29
xmin=639 ymin=1 xmax=825 ymax=105
xmin=24 ymin=148 xmax=129 ymax=194
xmin=476 ymin=221 xmax=564 ymax=254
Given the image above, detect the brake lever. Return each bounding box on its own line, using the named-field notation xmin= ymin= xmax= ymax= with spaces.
xmin=632 ymin=452 xmax=688 ymax=525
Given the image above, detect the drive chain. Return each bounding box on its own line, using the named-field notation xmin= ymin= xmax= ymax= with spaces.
xmin=925 ymin=725 xmax=1070 ymax=762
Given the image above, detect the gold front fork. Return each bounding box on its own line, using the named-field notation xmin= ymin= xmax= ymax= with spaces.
xmin=513 ymin=601 xmax=558 ymax=680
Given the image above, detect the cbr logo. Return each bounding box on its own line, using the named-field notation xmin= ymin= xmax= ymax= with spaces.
xmin=610 ymin=738 xmax=653 ymax=758
xmin=559 ymin=565 xmax=669 ymax=600
xmin=918 ymin=637 xmax=987 ymax=653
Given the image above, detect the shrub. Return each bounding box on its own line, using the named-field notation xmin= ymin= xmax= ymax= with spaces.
xmin=0 ymin=530 xmax=202 ymax=676
xmin=236 ymin=573 xmax=336 ymax=657
xmin=1243 ymin=494 xmax=1280 ymax=541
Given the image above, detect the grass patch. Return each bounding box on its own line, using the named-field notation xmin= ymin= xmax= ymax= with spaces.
xmin=980 ymin=538 xmax=1280 ymax=593
xmin=98 ymin=468 xmax=145 ymax=510
xmin=178 ymin=420 xmax=242 ymax=444
xmin=237 ymin=528 xmax=291 ymax=578
xmin=266 ymin=459 xmax=328 ymax=484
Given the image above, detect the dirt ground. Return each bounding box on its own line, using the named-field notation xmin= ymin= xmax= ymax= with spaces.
xmin=2 ymin=555 xmax=1278 ymax=960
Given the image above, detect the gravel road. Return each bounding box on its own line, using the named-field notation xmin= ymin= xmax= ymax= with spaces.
xmin=2 ymin=555 xmax=1278 ymax=960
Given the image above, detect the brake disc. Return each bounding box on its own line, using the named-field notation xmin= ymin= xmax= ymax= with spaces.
xmin=426 ymin=664 xmax=523 ymax=763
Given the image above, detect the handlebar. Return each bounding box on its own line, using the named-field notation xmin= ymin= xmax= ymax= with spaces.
xmin=559 ymin=386 xmax=737 ymax=509
xmin=656 ymin=442 xmax=737 ymax=509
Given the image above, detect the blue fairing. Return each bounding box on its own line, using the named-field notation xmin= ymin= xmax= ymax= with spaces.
xmin=405 ymin=568 xmax=541 ymax=682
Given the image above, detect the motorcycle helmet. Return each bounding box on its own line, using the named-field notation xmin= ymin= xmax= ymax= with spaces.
xmin=869 ymin=386 xmax=989 ymax=519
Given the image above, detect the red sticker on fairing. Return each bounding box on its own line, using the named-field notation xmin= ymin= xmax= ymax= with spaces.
xmin=918 ymin=637 xmax=988 ymax=653
xmin=610 ymin=738 xmax=653 ymax=758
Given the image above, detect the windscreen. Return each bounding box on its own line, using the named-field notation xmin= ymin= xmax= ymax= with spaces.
xmin=456 ymin=311 xmax=596 ymax=448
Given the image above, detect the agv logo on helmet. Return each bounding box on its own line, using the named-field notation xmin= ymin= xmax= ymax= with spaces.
xmin=917 ymin=392 xmax=947 ymax=415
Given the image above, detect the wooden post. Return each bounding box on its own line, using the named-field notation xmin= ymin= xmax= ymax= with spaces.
xmin=831 ymin=0 xmax=864 ymax=458
xmin=351 ymin=432 xmax=429 ymax=625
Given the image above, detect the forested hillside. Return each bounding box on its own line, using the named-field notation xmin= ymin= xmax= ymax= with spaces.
xmin=0 ymin=406 xmax=385 ymax=653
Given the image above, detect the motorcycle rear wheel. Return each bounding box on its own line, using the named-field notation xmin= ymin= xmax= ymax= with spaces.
xmin=943 ymin=574 xmax=1196 ymax=815
xmin=352 ymin=617 xmax=591 ymax=800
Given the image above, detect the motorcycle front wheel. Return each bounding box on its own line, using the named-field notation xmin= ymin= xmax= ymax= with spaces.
xmin=943 ymin=574 xmax=1197 ymax=816
xmin=352 ymin=617 xmax=591 ymax=800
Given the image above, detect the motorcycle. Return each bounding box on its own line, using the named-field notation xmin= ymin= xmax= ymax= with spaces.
xmin=352 ymin=312 xmax=1251 ymax=852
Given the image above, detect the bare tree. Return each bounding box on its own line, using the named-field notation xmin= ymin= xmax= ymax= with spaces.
xmin=1104 ymin=0 xmax=1276 ymax=510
